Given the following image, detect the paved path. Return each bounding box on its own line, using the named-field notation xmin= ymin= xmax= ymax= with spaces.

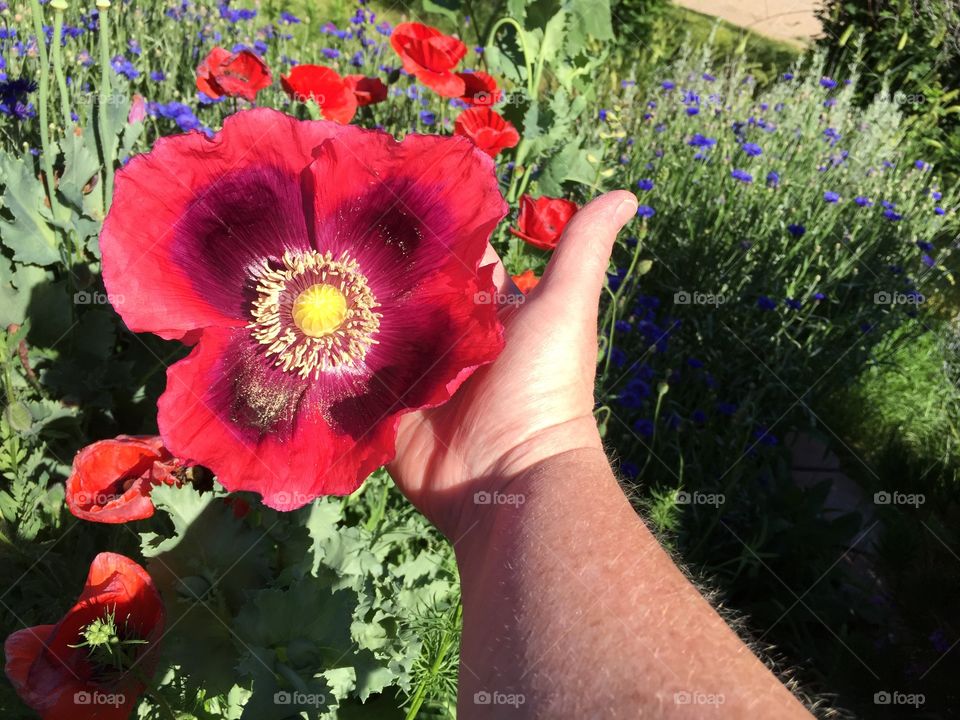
xmin=674 ymin=0 xmax=823 ymax=45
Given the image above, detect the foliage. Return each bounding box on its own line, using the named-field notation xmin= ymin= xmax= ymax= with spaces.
xmin=817 ymin=0 xmax=960 ymax=177
xmin=0 ymin=0 xmax=958 ymax=717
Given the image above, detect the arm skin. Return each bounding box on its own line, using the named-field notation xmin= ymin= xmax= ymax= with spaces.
xmin=389 ymin=191 xmax=813 ymax=719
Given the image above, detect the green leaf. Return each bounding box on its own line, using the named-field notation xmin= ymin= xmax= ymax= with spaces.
xmin=58 ymin=131 xmax=100 ymax=212
xmin=0 ymin=154 xmax=61 ymax=266
xmin=0 ymin=261 xmax=48 ymax=326
xmin=422 ymin=0 xmax=461 ymax=22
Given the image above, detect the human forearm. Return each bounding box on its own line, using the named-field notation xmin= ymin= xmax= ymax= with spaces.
xmin=453 ymin=449 xmax=813 ymax=719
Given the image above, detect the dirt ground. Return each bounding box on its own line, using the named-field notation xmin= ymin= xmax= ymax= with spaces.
xmin=674 ymin=0 xmax=824 ymax=44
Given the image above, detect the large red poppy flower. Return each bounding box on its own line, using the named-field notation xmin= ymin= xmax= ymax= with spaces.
xmin=390 ymin=22 xmax=467 ymax=97
xmin=281 ymin=65 xmax=358 ymax=124
xmin=453 ymin=107 xmax=519 ymax=158
xmin=457 ymin=71 xmax=502 ymax=106
xmin=4 ymin=553 xmax=165 ymax=720
xmin=509 ymin=194 xmax=579 ymax=250
xmin=343 ymin=74 xmax=388 ymax=107
xmin=66 ymin=435 xmax=182 ymax=524
xmin=196 ymin=46 xmax=271 ymax=102
xmin=99 ymin=109 xmax=506 ymax=510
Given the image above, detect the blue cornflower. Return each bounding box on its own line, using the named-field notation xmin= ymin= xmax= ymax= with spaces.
xmin=820 ymin=76 xmax=837 ymax=89
xmin=322 ymin=48 xmax=340 ymax=59
xmin=661 ymin=80 xmax=675 ymax=90
xmin=419 ymin=110 xmax=436 ymax=126
xmin=703 ymin=72 xmax=716 ymax=82
xmin=915 ymin=160 xmax=928 ymax=170
xmin=854 ymin=195 xmax=872 ymax=207
xmin=935 ymin=207 xmax=945 ymax=215
xmin=599 ymin=108 xmax=608 ymax=121
xmin=753 ymin=426 xmax=778 ymax=446
xmin=931 ymin=190 xmax=943 ymax=201
xmin=922 ymin=254 xmax=935 ymax=267
xmin=615 ymin=320 xmax=632 ymax=333
xmin=280 ymin=11 xmax=301 ymax=23
xmin=691 ymin=409 xmax=707 ymax=424
xmin=823 ymin=190 xmax=840 ymax=203
xmin=687 ymin=133 xmax=717 ymax=147
xmin=637 ymin=205 xmax=656 ymax=218
xmin=110 ymin=55 xmax=139 ymax=80
xmin=813 ymin=292 xmax=826 ymax=301
xmin=686 ymin=357 xmax=704 ymax=369
xmin=686 ymin=106 xmax=699 ymax=116
xmin=786 ymin=298 xmax=802 ymax=310
xmin=0 ymin=77 xmax=37 ymax=119
xmin=716 ymin=402 xmax=737 ymax=417
xmin=633 ymin=419 xmax=655 ymax=437
xmin=742 ymin=142 xmax=762 ymax=156
xmin=621 ymin=79 xmax=636 ymax=88
xmin=757 ymin=296 xmax=777 ymax=311
xmin=637 ymin=178 xmax=654 ymax=191
xmin=766 ymin=171 xmax=780 ymax=187
xmin=149 ymin=70 xmax=166 ymax=82
xmin=731 ymin=169 xmax=753 ymax=183
xmin=883 ymin=208 xmax=903 ymax=221
xmin=782 ymin=72 xmax=794 ymax=80
xmin=881 ymin=200 xmax=896 ymax=209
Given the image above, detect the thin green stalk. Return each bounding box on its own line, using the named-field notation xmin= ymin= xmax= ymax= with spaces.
xmin=404 ymin=602 xmax=462 ymax=720
xmin=50 ymin=1 xmax=73 ymax=129
xmin=27 ymin=0 xmax=64 ymax=227
xmin=97 ymin=0 xmax=114 ymax=208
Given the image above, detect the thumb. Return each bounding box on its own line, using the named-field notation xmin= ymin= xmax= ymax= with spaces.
xmin=536 ymin=190 xmax=638 ymax=320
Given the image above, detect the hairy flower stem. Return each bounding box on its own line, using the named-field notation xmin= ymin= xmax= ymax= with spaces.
xmin=404 ymin=602 xmax=462 ymax=720
xmin=50 ymin=2 xmax=73 ymax=129
xmin=27 ymin=0 xmax=66 ymax=241
xmin=97 ymin=0 xmax=114 ymax=208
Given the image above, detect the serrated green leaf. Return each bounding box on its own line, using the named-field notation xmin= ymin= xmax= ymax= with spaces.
xmin=59 ymin=131 xmax=100 ymax=212
xmin=0 ymin=156 xmax=61 ymax=266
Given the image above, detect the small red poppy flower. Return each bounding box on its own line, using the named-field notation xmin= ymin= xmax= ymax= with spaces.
xmin=509 ymin=194 xmax=579 ymax=250
xmin=453 ymin=107 xmax=519 ymax=158
xmin=343 ymin=75 xmax=388 ymax=107
xmin=457 ymin=71 xmax=502 ymax=106
xmin=390 ymin=22 xmax=467 ymax=97
xmin=511 ymin=269 xmax=540 ymax=294
xmin=281 ymin=65 xmax=358 ymax=124
xmin=4 ymin=553 xmax=165 ymax=720
xmin=66 ymin=435 xmax=182 ymax=524
xmin=99 ymin=109 xmax=507 ymax=510
xmin=196 ymin=46 xmax=272 ymax=102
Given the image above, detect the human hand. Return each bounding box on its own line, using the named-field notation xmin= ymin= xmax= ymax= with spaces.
xmin=388 ymin=190 xmax=639 ymax=540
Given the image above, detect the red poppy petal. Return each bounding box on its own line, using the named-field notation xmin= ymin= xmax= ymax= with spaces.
xmin=101 ymin=109 xmax=346 ymax=341
xmin=213 ymin=50 xmax=272 ymax=101
xmin=343 ymin=75 xmax=388 ymax=106
xmin=157 ymin=327 xmax=396 ymax=508
xmin=3 ymin=625 xmax=54 ymax=695
xmin=281 ymin=65 xmax=358 ymax=123
xmin=308 ymin=131 xmax=506 ymax=288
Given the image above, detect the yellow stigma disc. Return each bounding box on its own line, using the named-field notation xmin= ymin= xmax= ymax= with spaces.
xmin=292 ymin=284 xmax=348 ymax=337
